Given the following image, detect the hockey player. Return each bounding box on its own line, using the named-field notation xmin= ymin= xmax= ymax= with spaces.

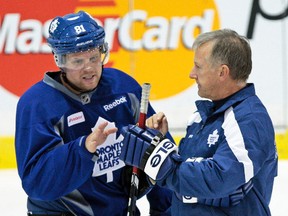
xmin=15 ymin=11 xmax=171 ymax=216
xmin=120 ymin=29 xmax=278 ymax=215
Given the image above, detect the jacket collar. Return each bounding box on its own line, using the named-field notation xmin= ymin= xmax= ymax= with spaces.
xmin=195 ymin=83 xmax=256 ymax=121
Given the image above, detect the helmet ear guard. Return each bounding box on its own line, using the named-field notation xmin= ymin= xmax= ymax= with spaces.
xmin=52 ymin=51 xmax=66 ymax=68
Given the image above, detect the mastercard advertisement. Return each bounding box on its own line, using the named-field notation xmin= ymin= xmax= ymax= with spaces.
xmin=0 ymin=0 xmax=220 ymax=99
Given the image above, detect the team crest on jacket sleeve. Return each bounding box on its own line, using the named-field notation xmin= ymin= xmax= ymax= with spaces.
xmin=91 ymin=117 xmax=125 ymax=182
xmin=207 ymin=129 xmax=219 ymax=147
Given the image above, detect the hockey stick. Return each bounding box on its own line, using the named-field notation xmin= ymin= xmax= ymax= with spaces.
xmin=128 ymin=83 xmax=151 ymax=216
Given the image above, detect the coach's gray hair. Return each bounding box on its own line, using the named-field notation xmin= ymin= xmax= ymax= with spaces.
xmin=192 ymin=29 xmax=252 ymax=81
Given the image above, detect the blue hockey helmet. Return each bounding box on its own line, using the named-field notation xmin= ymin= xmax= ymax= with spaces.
xmin=47 ymin=11 xmax=109 ymax=66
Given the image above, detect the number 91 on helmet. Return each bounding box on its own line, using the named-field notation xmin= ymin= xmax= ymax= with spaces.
xmin=46 ymin=11 xmax=109 ymax=69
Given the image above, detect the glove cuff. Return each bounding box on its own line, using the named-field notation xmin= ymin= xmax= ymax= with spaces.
xmin=139 ymin=133 xmax=165 ymax=170
xmin=144 ymin=139 xmax=178 ymax=180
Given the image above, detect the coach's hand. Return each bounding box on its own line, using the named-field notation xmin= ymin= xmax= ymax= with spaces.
xmin=120 ymin=124 xmax=180 ymax=181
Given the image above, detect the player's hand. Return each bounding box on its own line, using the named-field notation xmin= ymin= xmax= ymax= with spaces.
xmin=120 ymin=124 xmax=179 ymax=181
xmin=85 ymin=121 xmax=118 ymax=153
xmin=146 ymin=112 xmax=169 ymax=136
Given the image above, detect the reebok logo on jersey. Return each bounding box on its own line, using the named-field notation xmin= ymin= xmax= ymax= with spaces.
xmin=67 ymin=111 xmax=85 ymax=127
xmin=103 ymin=96 xmax=127 ymax=111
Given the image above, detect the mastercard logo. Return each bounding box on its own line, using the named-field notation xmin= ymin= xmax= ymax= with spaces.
xmin=0 ymin=0 xmax=220 ymax=99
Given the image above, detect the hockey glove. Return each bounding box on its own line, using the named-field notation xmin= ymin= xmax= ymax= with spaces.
xmin=121 ymin=165 xmax=153 ymax=199
xmin=120 ymin=124 xmax=179 ymax=181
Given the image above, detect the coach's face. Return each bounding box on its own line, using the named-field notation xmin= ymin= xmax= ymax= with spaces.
xmin=189 ymin=42 xmax=223 ymax=101
xmin=63 ymin=48 xmax=103 ymax=92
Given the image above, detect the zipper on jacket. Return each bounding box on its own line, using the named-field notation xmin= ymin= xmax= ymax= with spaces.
xmin=196 ymin=124 xmax=204 ymax=134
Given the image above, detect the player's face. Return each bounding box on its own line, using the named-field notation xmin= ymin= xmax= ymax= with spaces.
xmin=64 ymin=48 xmax=103 ymax=91
xmin=190 ymin=42 xmax=222 ymax=100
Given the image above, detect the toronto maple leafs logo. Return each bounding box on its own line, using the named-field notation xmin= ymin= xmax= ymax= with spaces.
xmin=207 ymin=129 xmax=219 ymax=147
xmin=91 ymin=117 xmax=125 ymax=182
xmin=49 ymin=19 xmax=59 ymax=33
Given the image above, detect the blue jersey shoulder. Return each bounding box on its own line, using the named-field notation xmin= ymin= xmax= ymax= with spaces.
xmin=100 ymin=68 xmax=141 ymax=94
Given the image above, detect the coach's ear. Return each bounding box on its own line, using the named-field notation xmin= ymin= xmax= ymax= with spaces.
xmin=219 ymin=64 xmax=230 ymax=81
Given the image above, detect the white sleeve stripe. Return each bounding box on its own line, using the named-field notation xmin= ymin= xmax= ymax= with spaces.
xmin=222 ymin=107 xmax=254 ymax=183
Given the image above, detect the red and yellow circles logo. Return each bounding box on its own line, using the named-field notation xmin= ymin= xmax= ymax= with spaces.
xmin=0 ymin=0 xmax=220 ymax=100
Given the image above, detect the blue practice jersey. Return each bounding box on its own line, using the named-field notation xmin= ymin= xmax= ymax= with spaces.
xmin=158 ymin=84 xmax=278 ymax=216
xmin=15 ymin=68 xmax=171 ymax=215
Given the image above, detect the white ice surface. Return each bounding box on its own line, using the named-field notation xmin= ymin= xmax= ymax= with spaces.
xmin=0 ymin=161 xmax=287 ymax=216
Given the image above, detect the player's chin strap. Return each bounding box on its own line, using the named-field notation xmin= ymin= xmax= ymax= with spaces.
xmin=60 ymin=71 xmax=84 ymax=95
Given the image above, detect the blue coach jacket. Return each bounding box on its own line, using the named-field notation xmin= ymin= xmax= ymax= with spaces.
xmin=159 ymin=83 xmax=277 ymax=216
